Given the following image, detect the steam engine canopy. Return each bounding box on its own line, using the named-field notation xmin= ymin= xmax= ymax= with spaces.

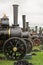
xmin=1 ymin=14 xmax=9 ymax=26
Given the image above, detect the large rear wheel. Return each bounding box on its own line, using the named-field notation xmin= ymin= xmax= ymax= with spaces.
xmin=3 ymin=37 xmax=27 ymax=60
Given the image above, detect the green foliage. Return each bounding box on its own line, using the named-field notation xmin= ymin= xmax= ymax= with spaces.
xmin=40 ymin=45 xmax=43 ymax=50
xmin=32 ymin=45 xmax=41 ymax=50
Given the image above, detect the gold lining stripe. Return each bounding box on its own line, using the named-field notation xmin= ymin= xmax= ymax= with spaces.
xmin=8 ymin=28 xmax=10 ymax=38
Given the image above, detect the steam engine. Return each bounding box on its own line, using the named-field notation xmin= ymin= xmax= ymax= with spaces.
xmin=0 ymin=5 xmax=32 ymax=60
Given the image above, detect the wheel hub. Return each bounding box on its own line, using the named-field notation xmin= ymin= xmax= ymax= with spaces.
xmin=13 ymin=47 xmax=17 ymax=52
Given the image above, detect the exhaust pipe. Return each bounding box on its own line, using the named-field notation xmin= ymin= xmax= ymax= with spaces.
xmin=13 ymin=5 xmax=18 ymax=26
xmin=39 ymin=27 xmax=42 ymax=35
xmin=22 ymin=15 xmax=26 ymax=31
xmin=25 ymin=22 xmax=29 ymax=31
xmin=35 ymin=26 xmax=38 ymax=34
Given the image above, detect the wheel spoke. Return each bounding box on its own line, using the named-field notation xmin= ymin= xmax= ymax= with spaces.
xmin=15 ymin=41 xmax=20 ymax=47
xmin=15 ymin=52 xmax=16 ymax=59
xmin=10 ymin=41 xmax=14 ymax=47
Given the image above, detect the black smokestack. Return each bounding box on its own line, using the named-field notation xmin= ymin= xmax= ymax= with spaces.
xmin=13 ymin=5 xmax=18 ymax=25
xmin=22 ymin=15 xmax=26 ymax=31
xmin=35 ymin=26 xmax=38 ymax=34
xmin=39 ymin=27 xmax=42 ymax=35
xmin=26 ymin=22 xmax=29 ymax=31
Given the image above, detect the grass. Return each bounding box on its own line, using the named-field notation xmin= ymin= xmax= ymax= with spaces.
xmin=0 ymin=45 xmax=43 ymax=65
xmin=0 ymin=60 xmax=14 ymax=65
xmin=29 ymin=52 xmax=43 ymax=65
xmin=0 ymin=53 xmax=14 ymax=65
xmin=0 ymin=52 xmax=43 ymax=65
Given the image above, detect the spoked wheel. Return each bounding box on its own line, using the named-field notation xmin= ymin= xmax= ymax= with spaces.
xmin=24 ymin=38 xmax=32 ymax=53
xmin=33 ymin=38 xmax=41 ymax=46
xmin=3 ymin=37 xmax=27 ymax=60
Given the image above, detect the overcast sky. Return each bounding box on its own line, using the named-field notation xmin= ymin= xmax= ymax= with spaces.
xmin=0 ymin=0 xmax=43 ymax=28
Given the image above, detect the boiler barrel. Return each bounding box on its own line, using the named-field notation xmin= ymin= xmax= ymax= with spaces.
xmin=10 ymin=27 xmax=22 ymax=37
xmin=0 ymin=27 xmax=29 ymax=40
xmin=21 ymin=31 xmax=29 ymax=38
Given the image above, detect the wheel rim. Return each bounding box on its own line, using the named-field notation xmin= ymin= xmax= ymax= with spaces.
xmin=24 ymin=38 xmax=32 ymax=53
xmin=3 ymin=37 xmax=26 ymax=60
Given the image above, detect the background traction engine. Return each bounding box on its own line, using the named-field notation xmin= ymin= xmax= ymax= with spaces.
xmin=0 ymin=5 xmax=32 ymax=60
xmin=31 ymin=35 xmax=41 ymax=46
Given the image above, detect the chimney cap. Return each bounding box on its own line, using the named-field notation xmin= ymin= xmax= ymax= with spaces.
xmin=13 ymin=4 xmax=19 ymax=6
xmin=22 ymin=15 xmax=26 ymax=16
